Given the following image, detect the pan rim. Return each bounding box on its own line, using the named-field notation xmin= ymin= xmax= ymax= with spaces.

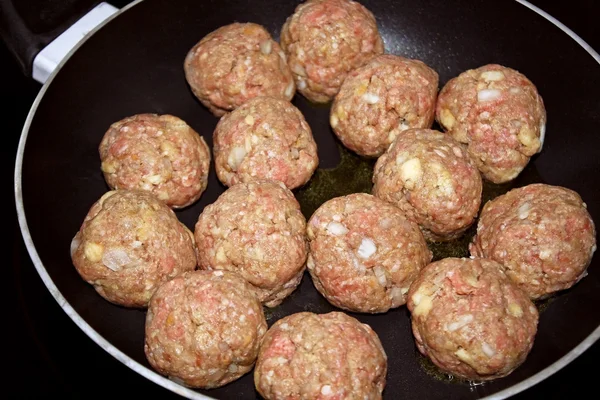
xmin=13 ymin=1 xmax=600 ymax=399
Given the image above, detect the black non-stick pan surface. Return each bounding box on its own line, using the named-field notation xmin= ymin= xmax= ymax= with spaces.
xmin=14 ymin=0 xmax=600 ymax=399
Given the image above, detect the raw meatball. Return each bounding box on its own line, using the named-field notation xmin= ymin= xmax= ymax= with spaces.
xmin=280 ymin=0 xmax=384 ymax=103
xmin=213 ymin=96 xmax=318 ymax=189
xmin=145 ymin=270 xmax=267 ymax=388
xmin=407 ymin=258 xmax=538 ymax=381
xmin=470 ymin=184 xmax=596 ymax=299
xmin=306 ymin=193 xmax=431 ymax=313
xmin=99 ymin=114 xmax=210 ymax=208
xmin=70 ymin=190 xmax=197 ymax=307
xmin=194 ymin=180 xmax=308 ymax=307
xmin=331 ymin=54 xmax=439 ymax=157
xmin=254 ymin=312 xmax=387 ymax=399
xmin=436 ymin=64 xmax=546 ymax=183
xmin=184 ymin=23 xmax=295 ymax=116
xmin=373 ymin=129 xmax=482 ymax=242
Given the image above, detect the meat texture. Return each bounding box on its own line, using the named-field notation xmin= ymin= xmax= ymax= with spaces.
xmin=71 ymin=190 xmax=197 ymax=307
xmin=307 ymin=193 xmax=431 ymax=313
xmin=280 ymin=0 xmax=384 ymax=103
xmin=254 ymin=311 xmax=387 ymax=399
xmin=194 ymin=180 xmax=308 ymax=307
xmin=436 ymin=64 xmax=546 ymax=183
xmin=470 ymin=183 xmax=596 ymax=299
xmin=145 ymin=270 xmax=267 ymax=388
xmin=407 ymin=257 xmax=538 ymax=380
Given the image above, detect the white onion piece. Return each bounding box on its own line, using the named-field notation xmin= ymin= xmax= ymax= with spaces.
xmin=260 ymin=40 xmax=272 ymax=55
xmin=227 ymin=146 xmax=247 ymax=170
xmin=102 ymin=248 xmax=131 ymax=272
xmin=538 ymin=122 xmax=546 ymax=153
xmin=518 ymin=203 xmax=531 ymax=219
xmin=480 ymin=70 xmax=505 ymax=81
xmin=477 ymin=89 xmax=501 ymax=102
xmin=292 ymin=63 xmax=306 ymax=77
xmin=390 ymin=287 xmax=405 ymax=304
xmin=446 ymin=314 xmax=474 ymax=332
xmin=326 ymin=221 xmax=348 ymax=236
xmin=284 ymin=81 xmax=294 ymax=98
xmin=482 ymin=342 xmax=496 ymax=357
xmin=373 ymin=266 xmax=387 ymax=286
xmin=70 ymin=234 xmax=81 ymax=258
xmin=362 ymin=93 xmax=380 ymax=104
xmin=351 ymin=257 xmax=366 ymax=274
xmin=357 ymin=238 xmax=377 ymax=259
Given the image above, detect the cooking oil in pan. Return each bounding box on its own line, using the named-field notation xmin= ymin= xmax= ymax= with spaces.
xmin=415 ymin=350 xmax=487 ymax=390
xmin=296 ymin=145 xmax=516 ymax=260
xmin=295 ymin=143 xmax=375 ymax=218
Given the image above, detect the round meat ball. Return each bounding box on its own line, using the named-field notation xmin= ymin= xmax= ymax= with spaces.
xmin=213 ymin=96 xmax=318 ymax=189
xmin=407 ymin=257 xmax=538 ymax=381
xmin=280 ymin=0 xmax=384 ymax=103
xmin=254 ymin=312 xmax=387 ymax=399
xmin=194 ymin=180 xmax=308 ymax=307
xmin=145 ymin=270 xmax=267 ymax=388
xmin=306 ymin=193 xmax=431 ymax=313
xmin=70 ymin=190 xmax=197 ymax=307
xmin=470 ymin=184 xmax=597 ymax=299
xmin=373 ymin=129 xmax=482 ymax=242
xmin=436 ymin=64 xmax=546 ymax=183
xmin=99 ymin=114 xmax=211 ymax=208
xmin=331 ymin=54 xmax=439 ymax=157
xmin=184 ymin=23 xmax=295 ymax=116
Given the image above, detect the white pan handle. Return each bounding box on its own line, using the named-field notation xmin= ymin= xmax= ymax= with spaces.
xmin=32 ymin=2 xmax=118 ymax=84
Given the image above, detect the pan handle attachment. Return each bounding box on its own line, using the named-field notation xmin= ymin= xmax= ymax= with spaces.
xmin=0 ymin=1 xmax=118 ymax=84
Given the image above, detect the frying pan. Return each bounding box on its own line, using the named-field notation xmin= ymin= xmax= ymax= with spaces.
xmin=12 ymin=0 xmax=600 ymax=398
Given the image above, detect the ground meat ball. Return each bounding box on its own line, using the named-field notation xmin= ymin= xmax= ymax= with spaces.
xmin=70 ymin=190 xmax=197 ymax=307
xmin=184 ymin=23 xmax=295 ymax=116
xmin=254 ymin=312 xmax=387 ymax=399
xmin=407 ymin=258 xmax=538 ymax=381
xmin=470 ymin=184 xmax=597 ymax=299
xmin=280 ymin=0 xmax=384 ymax=103
xmin=331 ymin=55 xmax=439 ymax=157
xmin=145 ymin=270 xmax=267 ymax=388
xmin=213 ymin=96 xmax=318 ymax=189
xmin=372 ymin=129 xmax=482 ymax=242
xmin=306 ymin=193 xmax=431 ymax=313
xmin=99 ymin=114 xmax=210 ymax=208
xmin=194 ymin=180 xmax=307 ymax=307
xmin=436 ymin=64 xmax=546 ymax=183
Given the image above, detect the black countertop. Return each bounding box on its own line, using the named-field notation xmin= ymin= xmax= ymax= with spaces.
xmin=5 ymin=1 xmax=599 ymax=398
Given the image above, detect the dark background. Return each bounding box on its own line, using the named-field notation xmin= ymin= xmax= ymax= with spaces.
xmin=4 ymin=0 xmax=599 ymax=398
